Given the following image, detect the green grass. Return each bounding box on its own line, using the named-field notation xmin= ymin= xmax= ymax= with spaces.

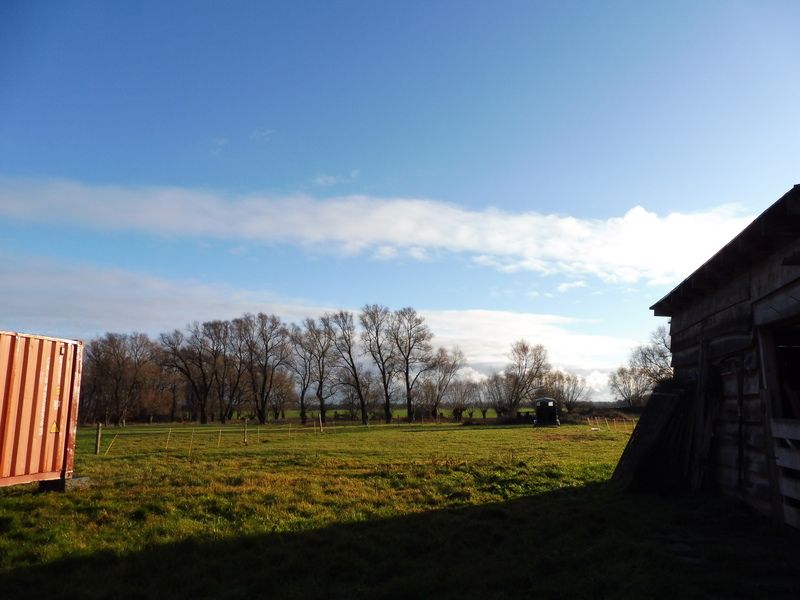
xmin=0 ymin=423 xmax=797 ymax=598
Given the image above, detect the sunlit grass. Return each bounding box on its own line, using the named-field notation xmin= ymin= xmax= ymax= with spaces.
xmin=1 ymin=422 xmax=796 ymax=599
xmin=0 ymin=423 xmax=625 ymax=568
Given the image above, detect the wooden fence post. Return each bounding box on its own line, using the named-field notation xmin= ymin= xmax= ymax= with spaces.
xmin=95 ymin=423 xmax=103 ymax=455
xmin=104 ymin=433 xmax=119 ymax=456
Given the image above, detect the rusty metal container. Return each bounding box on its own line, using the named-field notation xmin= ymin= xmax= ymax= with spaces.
xmin=0 ymin=331 xmax=83 ymax=488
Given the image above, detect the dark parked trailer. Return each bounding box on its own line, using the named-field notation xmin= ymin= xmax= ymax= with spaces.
xmin=0 ymin=331 xmax=83 ymax=488
xmin=535 ymin=397 xmax=560 ymax=426
xmin=614 ymin=185 xmax=800 ymax=528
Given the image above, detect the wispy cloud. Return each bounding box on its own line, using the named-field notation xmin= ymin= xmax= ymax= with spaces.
xmin=209 ymin=136 xmax=228 ymax=156
xmin=0 ymin=253 xmax=324 ymax=338
xmin=407 ymin=246 xmax=428 ymax=261
xmin=250 ymin=128 xmax=273 ymax=143
xmin=372 ymin=245 xmax=399 ymax=260
xmin=0 ymin=176 xmax=755 ymax=286
xmin=489 ymin=286 xmax=514 ymax=298
xmin=0 ymin=254 xmax=635 ymax=400
xmin=312 ymin=169 xmax=360 ymax=187
xmin=556 ymin=280 xmax=587 ymax=293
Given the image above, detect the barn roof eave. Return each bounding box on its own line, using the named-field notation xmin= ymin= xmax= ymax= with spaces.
xmin=650 ymin=184 xmax=800 ymax=318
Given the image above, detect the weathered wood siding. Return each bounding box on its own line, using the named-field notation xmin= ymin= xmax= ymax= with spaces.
xmin=668 ymin=237 xmax=800 ymax=522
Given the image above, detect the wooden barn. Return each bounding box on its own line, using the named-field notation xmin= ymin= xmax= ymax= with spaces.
xmin=614 ymin=184 xmax=800 ymax=528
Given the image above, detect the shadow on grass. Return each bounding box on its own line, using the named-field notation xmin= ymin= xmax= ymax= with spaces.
xmin=1 ymin=484 xmax=798 ymax=599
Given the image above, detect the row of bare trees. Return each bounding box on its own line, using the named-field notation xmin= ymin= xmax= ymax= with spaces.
xmin=82 ymin=306 xmax=460 ymax=425
xmin=80 ymin=305 xmax=593 ymax=425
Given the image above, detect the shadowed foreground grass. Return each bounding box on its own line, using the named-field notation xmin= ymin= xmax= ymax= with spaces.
xmin=0 ymin=424 xmax=797 ymax=598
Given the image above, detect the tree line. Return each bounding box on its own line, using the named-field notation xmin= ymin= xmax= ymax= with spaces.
xmin=79 ymin=305 xmax=593 ymax=425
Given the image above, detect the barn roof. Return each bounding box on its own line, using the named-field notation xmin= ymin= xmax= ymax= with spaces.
xmin=651 ymin=184 xmax=800 ymax=317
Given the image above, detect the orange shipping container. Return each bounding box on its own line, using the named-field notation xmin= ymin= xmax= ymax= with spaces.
xmin=0 ymin=331 xmax=83 ymax=488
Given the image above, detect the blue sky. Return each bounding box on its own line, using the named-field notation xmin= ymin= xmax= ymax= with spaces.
xmin=2 ymin=1 xmax=799 ymax=399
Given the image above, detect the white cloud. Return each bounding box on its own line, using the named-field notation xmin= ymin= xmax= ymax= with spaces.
xmin=582 ymin=370 xmax=614 ymax=403
xmin=545 ymin=366 xmax=613 ymax=402
xmin=0 ymin=254 xmax=338 ymax=338
xmin=0 ymin=255 xmax=633 ymax=401
xmin=556 ymin=280 xmax=587 ymax=293
xmin=407 ymin=246 xmax=428 ymax=261
xmin=0 ymin=176 xmax=755 ymax=286
xmin=454 ymin=366 xmax=488 ymax=383
xmin=372 ymin=245 xmax=399 ymax=260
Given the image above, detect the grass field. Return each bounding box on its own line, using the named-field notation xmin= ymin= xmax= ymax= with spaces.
xmin=0 ymin=422 xmax=798 ymax=599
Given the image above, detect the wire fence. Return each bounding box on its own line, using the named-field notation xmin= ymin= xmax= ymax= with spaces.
xmin=86 ymin=421 xmax=359 ymax=457
xmin=82 ymin=417 xmax=639 ymax=458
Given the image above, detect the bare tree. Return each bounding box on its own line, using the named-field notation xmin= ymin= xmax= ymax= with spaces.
xmin=160 ymin=324 xmax=216 ymax=424
xmin=444 ymin=378 xmax=479 ymax=421
xmin=360 ymin=304 xmax=398 ymax=423
xmin=240 ymin=313 xmax=290 ymax=425
xmin=269 ymin=369 xmax=296 ymax=420
xmin=359 ymin=369 xmax=382 ymax=420
xmin=143 ymin=362 xmax=186 ymax=423
xmin=608 ymin=366 xmax=650 ymax=407
xmin=137 ymin=364 xmax=182 ymax=423
xmin=500 ymin=340 xmax=550 ymax=418
xmin=420 ymin=347 xmax=465 ymax=419
xmin=220 ymin=318 xmax=251 ymax=422
xmin=630 ymin=325 xmax=672 ymax=387
xmin=542 ymin=370 xmax=591 ymax=412
xmin=390 ymin=307 xmax=434 ymax=422
xmin=205 ymin=320 xmax=249 ymax=424
xmin=329 ymin=310 xmax=370 ymax=424
xmin=288 ymin=323 xmax=314 ymax=424
xmin=482 ymin=372 xmax=508 ymax=418
xmin=474 ymin=379 xmax=493 ymax=419
xmin=610 ymin=325 xmax=672 ymax=407
xmin=338 ymin=378 xmax=361 ymax=421
xmin=417 ymin=379 xmax=436 ymax=419
xmin=79 ymin=347 xmax=103 ymax=424
xmin=305 ymin=317 xmax=336 ymax=423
